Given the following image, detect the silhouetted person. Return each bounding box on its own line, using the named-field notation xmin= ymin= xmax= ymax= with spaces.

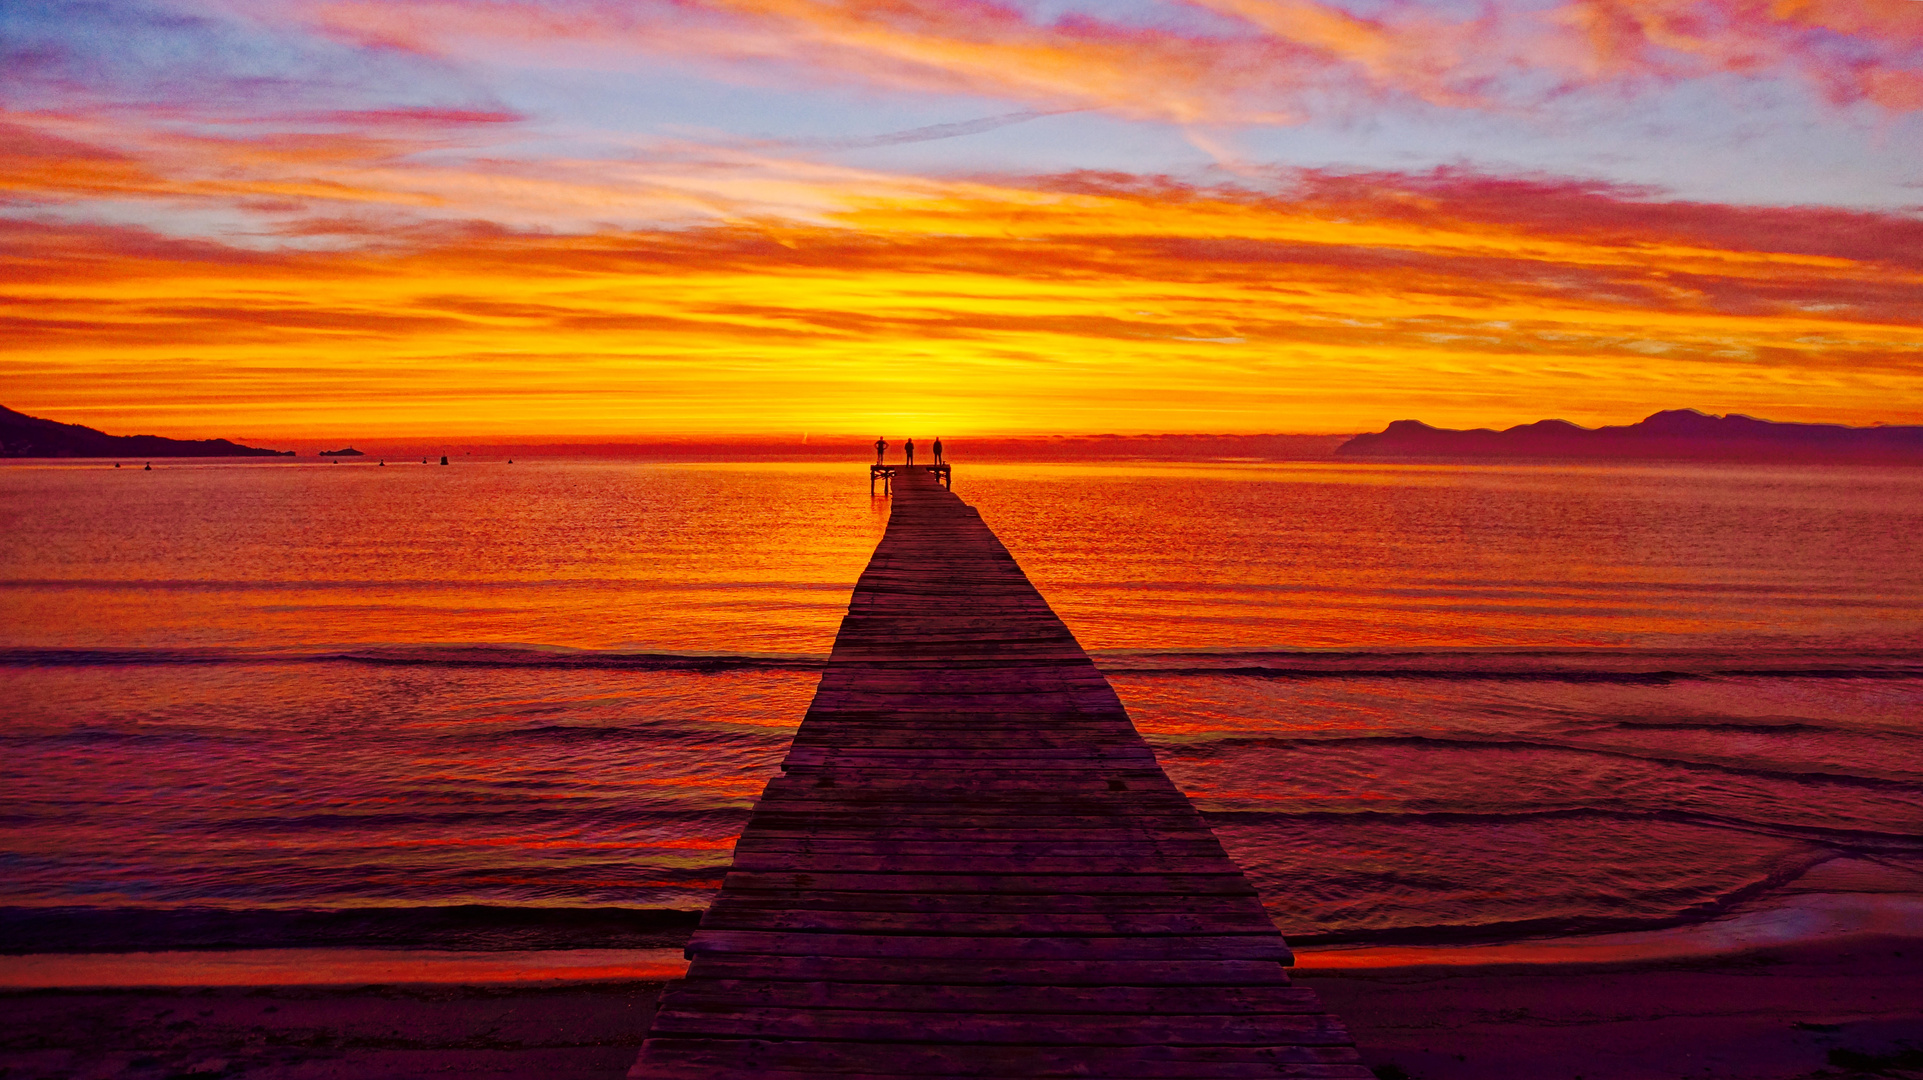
xmin=932 ymin=437 xmax=944 ymax=464
xmin=874 ymin=436 xmax=888 ymax=464
xmin=904 ymin=439 xmax=915 ymax=467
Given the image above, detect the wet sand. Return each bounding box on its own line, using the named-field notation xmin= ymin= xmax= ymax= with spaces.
xmin=1302 ymin=934 xmax=1923 ymax=1080
xmin=3 ymin=936 xmax=1919 ymax=1079
xmin=0 ymin=980 xmax=668 ymax=1080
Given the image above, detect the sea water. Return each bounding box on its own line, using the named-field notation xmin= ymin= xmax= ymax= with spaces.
xmin=2 ymin=459 xmax=1919 ymax=955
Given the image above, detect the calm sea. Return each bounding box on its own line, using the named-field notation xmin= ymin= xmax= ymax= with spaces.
xmin=2 ymin=459 xmax=1920 ymax=954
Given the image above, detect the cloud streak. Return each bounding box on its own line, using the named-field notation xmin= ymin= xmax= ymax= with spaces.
xmin=4 ymin=166 xmax=1918 ymax=437
xmin=790 ymin=109 xmax=1073 ymax=150
xmin=276 ymin=0 xmax=1923 ymax=122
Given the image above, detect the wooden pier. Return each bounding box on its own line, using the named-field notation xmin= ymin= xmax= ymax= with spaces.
xmin=872 ymin=462 xmax=951 ymax=493
xmin=631 ymin=467 xmax=1369 ymax=1079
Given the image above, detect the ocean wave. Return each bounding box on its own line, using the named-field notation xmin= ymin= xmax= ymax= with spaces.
xmin=0 ymin=904 xmax=702 ymax=956
xmin=10 ymin=644 xmax=1918 ymax=680
xmin=193 ymin=806 xmax=747 ymax=835
xmin=0 ymin=645 xmax=826 ymax=673
xmin=1157 ymin=732 xmax=1923 ymax=788
xmin=1096 ymin=646 xmax=1923 ymax=682
xmin=0 ymin=577 xmax=850 ymax=594
xmin=1136 ymin=666 xmax=1696 ymax=684
xmin=1597 ymin=715 xmax=1907 ymax=735
xmin=1273 ymin=850 xmax=1834 ymax=947
xmin=8 ymin=852 xmax=1831 ymax=953
xmin=1201 ymin=807 xmax=1923 ymax=851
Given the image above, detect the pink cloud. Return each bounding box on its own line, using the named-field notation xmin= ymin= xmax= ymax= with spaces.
xmin=276 ymin=0 xmax=1923 ymax=120
xmin=1552 ymin=0 xmax=1923 ymax=107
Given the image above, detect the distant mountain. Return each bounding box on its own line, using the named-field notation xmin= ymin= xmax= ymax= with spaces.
xmin=1337 ymin=410 xmax=1923 ymax=461
xmin=0 ymin=405 xmax=295 ymax=458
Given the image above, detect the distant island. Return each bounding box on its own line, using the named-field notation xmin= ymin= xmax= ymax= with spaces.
xmin=0 ymin=405 xmax=294 ymax=458
xmin=318 ymin=447 xmax=365 ymax=457
xmin=1338 ymin=410 xmax=1923 ymax=461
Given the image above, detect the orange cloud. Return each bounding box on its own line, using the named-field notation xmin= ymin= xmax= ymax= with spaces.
xmin=4 ymin=168 xmax=1919 ymax=439
xmin=0 ymin=109 xmax=979 ymax=238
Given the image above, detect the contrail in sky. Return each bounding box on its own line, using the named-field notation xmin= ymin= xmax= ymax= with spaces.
xmin=797 ymin=110 xmax=1076 ymax=150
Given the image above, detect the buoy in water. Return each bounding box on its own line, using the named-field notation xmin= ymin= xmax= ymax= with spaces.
xmin=143 ymin=463 xmax=151 ymax=471
xmin=114 ymin=463 xmax=121 ymax=468
xmin=440 ymin=455 xmax=449 ymax=465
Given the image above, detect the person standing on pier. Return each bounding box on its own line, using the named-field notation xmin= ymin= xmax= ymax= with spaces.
xmin=904 ymin=438 xmax=915 ymax=467
xmin=873 ymin=436 xmax=887 ymax=464
xmin=932 ymin=437 xmax=944 ymax=464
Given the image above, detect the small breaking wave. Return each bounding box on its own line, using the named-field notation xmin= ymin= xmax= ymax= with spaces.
xmin=1272 ymin=852 xmax=1826 ymax=947
xmin=0 ymin=904 xmax=702 ymax=955
xmin=11 ymin=644 xmax=1918 ymax=681
xmin=1201 ymin=807 xmax=1923 ymax=852
xmin=1093 ymin=647 xmax=1923 ymax=682
xmin=1156 ymin=732 xmax=1923 ymax=788
xmin=0 ymin=644 xmax=827 ymax=673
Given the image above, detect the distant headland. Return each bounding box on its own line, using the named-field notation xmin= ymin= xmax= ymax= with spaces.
xmin=1338 ymin=410 xmax=1923 ymax=461
xmin=0 ymin=405 xmax=294 ymax=458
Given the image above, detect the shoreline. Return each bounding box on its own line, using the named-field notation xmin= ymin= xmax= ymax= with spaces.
xmin=1300 ymin=932 xmax=1923 ymax=1080
xmin=12 ymin=881 xmax=1914 ymax=989
xmin=5 ymin=929 xmax=1919 ymax=1078
xmin=4 ymin=937 xmax=1916 ymax=1080
xmin=0 ymin=948 xmax=690 ymax=991
xmin=5 ymin=870 xmax=1918 ymax=1076
xmin=1291 ymin=888 xmax=1923 ymax=973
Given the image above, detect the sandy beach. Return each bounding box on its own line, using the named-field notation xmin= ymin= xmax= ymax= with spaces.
xmin=0 ymin=979 xmax=667 ymax=1080
xmin=4 ymin=930 xmax=1918 ymax=1080
xmin=1304 ymin=934 xmax=1923 ymax=1080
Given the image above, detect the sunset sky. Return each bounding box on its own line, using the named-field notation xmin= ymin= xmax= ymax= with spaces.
xmin=4 ymin=0 xmax=1922 ymax=439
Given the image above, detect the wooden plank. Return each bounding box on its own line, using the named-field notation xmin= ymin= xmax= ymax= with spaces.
xmin=637 ymin=1065 xmax=1370 ymax=1080
xmin=694 ymin=910 xmax=1280 ymax=937
xmin=684 ymin=930 xmax=1295 ymax=962
xmin=629 ymin=467 xmax=1361 ymax=1079
xmin=647 ymin=1007 xmax=1356 ymax=1046
xmin=730 ymin=838 xmax=1231 ymax=857
xmin=736 ymin=825 xmax=1221 ymax=841
xmin=638 ymin=1040 xmax=1371 ymax=1078
xmin=743 ymin=807 xmax=1210 ymax=823
xmin=717 ymin=872 xmax=1262 ymax=896
xmin=707 ymin=887 xmax=1276 ymax=910
xmin=661 ymin=958 xmax=1310 ymax=998
xmin=655 ymin=981 xmax=1330 ymax=1015
xmin=671 ymin=955 xmax=1296 ymax=987
xmin=780 ymin=745 xmax=1159 ymax=759
xmin=725 ymin=855 xmax=1247 ymax=875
